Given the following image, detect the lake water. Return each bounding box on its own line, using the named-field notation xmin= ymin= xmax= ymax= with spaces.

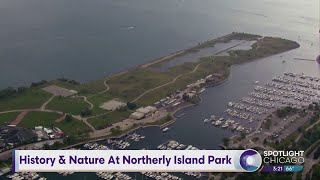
xmin=0 ymin=0 xmax=319 ymax=179
xmin=0 ymin=0 xmax=318 ymax=88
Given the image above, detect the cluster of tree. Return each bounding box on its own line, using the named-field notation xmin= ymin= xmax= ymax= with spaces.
xmin=110 ymin=126 xmax=122 ymax=135
xmin=80 ymin=107 xmax=92 ymax=117
xmin=30 ymin=80 xmax=48 ymax=87
xmin=126 ymin=102 xmax=137 ymax=110
xmin=64 ymin=114 xmax=73 ymax=122
xmin=298 ymin=124 xmax=320 ymax=151
xmin=313 ymin=146 xmax=320 ymax=160
xmin=308 ymin=102 xmax=320 ymax=111
xmin=57 ymin=78 xmax=80 ymax=85
xmin=222 ymin=137 xmax=229 ymax=146
xmin=310 ymin=164 xmax=320 ymax=180
xmin=64 ymin=136 xmax=76 ymax=145
xmin=0 ymin=87 xmax=27 ymax=99
xmin=276 ymin=106 xmax=298 ymax=118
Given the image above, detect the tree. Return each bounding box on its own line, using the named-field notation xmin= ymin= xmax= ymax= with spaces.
xmin=263 ymin=139 xmax=267 ymax=144
xmin=222 ymin=138 xmax=229 ymax=146
xmin=309 ymin=104 xmax=314 ymax=110
xmin=240 ymin=132 xmax=246 ymax=139
xmin=313 ymin=146 xmax=320 ymax=160
xmin=80 ymin=107 xmax=92 ymax=117
xmin=64 ymin=136 xmax=76 ymax=144
xmin=64 ymin=114 xmax=73 ymax=122
xmin=126 ymin=102 xmax=137 ymax=110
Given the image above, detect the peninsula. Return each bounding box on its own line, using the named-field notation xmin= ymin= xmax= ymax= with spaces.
xmin=0 ymin=32 xmax=300 ymax=154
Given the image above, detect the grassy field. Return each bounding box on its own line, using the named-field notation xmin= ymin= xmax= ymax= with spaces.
xmin=135 ymin=57 xmax=231 ymax=106
xmin=0 ymin=112 xmax=19 ymax=126
xmin=18 ymin=112 xmax=91 ymax=136
xmin=229 ymin=37 xmax=300 ymax=63
xmin=87 ymin=94 xmax=113 ymax=115
xmin=47 ymin=96 xmax=90 ymax=115
xmin=88 ymin=110 xmax=132 ymax=130
xmin=0 ymin=89 xmax=51 ymax=111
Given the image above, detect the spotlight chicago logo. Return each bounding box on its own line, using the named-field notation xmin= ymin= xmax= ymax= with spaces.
xmin=263 ymin=150 xmax=305 ymax=164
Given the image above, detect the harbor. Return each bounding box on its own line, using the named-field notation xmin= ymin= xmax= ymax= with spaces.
xmin=4 ymin=41 xmax=320 ymax=179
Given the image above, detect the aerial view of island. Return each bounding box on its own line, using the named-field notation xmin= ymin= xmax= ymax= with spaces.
xmin=0 ymin=0 xmax=319 ymax=180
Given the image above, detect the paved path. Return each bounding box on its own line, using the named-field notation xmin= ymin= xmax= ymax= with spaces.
xmin=306 ymin=118 xmax=320 ymax=131
xmin=88 ymin=80 xmax=110 ymax=98
xmin=76 ymin=96 xmax=94 ymax=110
xmin=0 ymin=139 xmax=63 ymax=160
xmin=72 ymin=115 xmax=96 ymax=132
xmin=40 ymin=95 xmax=55 ymax=111
xmin=131 ymin=63 xmax=202 ymax=103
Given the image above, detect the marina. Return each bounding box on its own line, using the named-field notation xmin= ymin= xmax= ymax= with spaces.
xmin=6 ymin=172 xmax=46 ymax=180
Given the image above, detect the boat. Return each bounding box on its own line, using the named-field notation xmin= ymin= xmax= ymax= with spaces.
xmin=163 ymin=127 xmax=169 ymax=132
xmin=214 ymin=120 xmax=222 ymax=126
xmin=254 ymin=81 xmax=259 ymax=84
xmin=221 ymin=123 xmax=229 ymax=128
xmin=203 ymin=119 xmax=209 ymax=123
xmin=199 ymin=88 xmax=206 ymax=93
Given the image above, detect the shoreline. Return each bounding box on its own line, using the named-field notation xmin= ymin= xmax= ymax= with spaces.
xmin=99 ymin=33 xmax=235 ymax=81
xmin=0 ymin=33 xmax=301 ymax=158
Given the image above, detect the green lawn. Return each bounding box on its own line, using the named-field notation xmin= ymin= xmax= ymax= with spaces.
xmin=88 ymin=110 xmax=131 ymax=130
xmin=87 ymin=94 xmax=113 ymax=115
xmin=18 ymin=112 xmax=91 ymax=136
xmin=0 ymin=112 xmax=19 ymax=126
xmin=47 ymin=96 xmax=89 ymax=115
xmin=136 ymin=58 xmax=230 ymax=106
xmin=0 ymin=89 xmax=51 ymax=111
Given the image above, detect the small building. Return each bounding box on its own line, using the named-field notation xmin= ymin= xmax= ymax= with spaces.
xmin=34 ymin=126 xmax=43 ymax=130
xmin=187 ymin=92 xmax=196 ymax=98
xmin=206 ymin=73 xmax=224 ymax=83
xmin=136 ymin=107 xmax=151 ymax=115
xmin=130 ymin=112 xmax=145 ymax=120
xmin=0 ymin=126 xmax=37 ymax=147
xmin=53 ymin=127 xmax=64 ymax=138
xmin=145 ymin=106 xmax=157 ymax=113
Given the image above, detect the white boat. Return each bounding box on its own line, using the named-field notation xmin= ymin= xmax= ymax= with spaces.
xmin=163 ymin=127 xmax=169 ymax=132
xmin=254 ymin=81 xmax=260 ymax=84
xmin=215 ymin=121 xmax=222 ymax=126
xmin=221 ymin=123 xmax=229 ymax=128
xmin=203 ymin=119 xmax=209 ymax=123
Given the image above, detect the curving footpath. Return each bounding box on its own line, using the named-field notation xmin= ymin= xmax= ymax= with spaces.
xmin=131 ymin=63 xmax=202 ymax=103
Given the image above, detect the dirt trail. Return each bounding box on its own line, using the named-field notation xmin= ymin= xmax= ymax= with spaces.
xmin=54 ymin=114 xmax=67 ymax=122
xmin=10 ymin=111 xmax=29 ymax=125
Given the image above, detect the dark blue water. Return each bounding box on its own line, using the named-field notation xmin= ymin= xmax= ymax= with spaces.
xmin=0 ymin=0 xmax=318 ymax=88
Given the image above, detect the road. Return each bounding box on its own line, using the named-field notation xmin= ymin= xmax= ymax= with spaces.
xmin=0 ymin=139 xmax=63 ymax=160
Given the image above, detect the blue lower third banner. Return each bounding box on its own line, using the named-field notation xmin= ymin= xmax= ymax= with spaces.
xmin=13 ymin=149 xmax=262 ymax=172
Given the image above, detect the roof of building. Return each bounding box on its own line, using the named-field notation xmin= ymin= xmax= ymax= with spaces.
xmin=130 ymin=112 xmax=145 ymax=119
xmin=0 ymin=126 xmax=36 ymax=145
xmin=136 ymin=107 xmax=151 ymax=114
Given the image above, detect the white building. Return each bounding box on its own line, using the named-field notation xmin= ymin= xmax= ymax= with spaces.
xmin=130 ymin=112 xmax=145 ymax=120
